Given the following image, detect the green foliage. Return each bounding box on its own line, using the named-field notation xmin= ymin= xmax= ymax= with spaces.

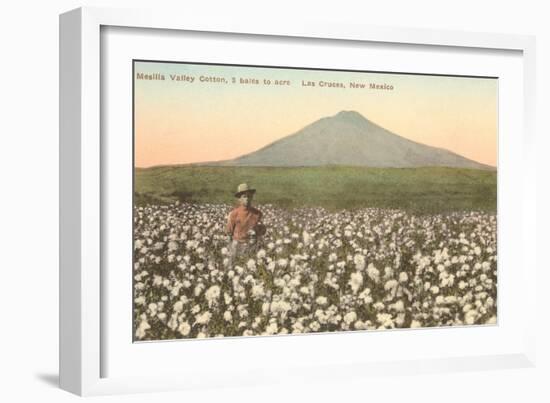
xmin=134 ymin=165 xmax=496 ymax=214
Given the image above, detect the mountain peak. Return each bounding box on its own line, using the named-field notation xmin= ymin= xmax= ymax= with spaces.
xmin=334 ymin=110 xmax=367 ymax=122
xmin=219 ymin=111 xmax=492 ymax=170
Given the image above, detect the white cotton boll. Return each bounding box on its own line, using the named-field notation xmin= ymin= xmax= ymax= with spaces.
xmin=223 ymin=311 xmax=232 ymax=322
xmin=135 ymin=320 xmax=150 ymax=339
xmin=464 ymin=310 xmax=478 ymax=325
xmin=277 ymin=258 xmax=288 ymax=268
xmin=292 ymin=321 xmax=305 ymax=333
xmin=302 ymin=231 xmax=312 ymax=245
xmin=343 ymin=311 xmax=357 ymax=325
xmin=316 ymin=296 xmax=328 ymax=306
xmin=270 ymin=300 xmax=291 ymax=315
xmin=395 ymin=313 xmax=406 ymax=326
xmin=194 ymin=285 xmax=203 ymax=297
xmin=348 ymin=272 xmax=364 ymax=294
xmin=444 ymin=296 xmax=457 ymax=304
xmin=384 ymin=279 xmax=398 ymax=291
xmin=194 ymin=312 xmax=212 ymax=325
xmin=354 ymin=320 xmax=367 ymax=330
xmin=148 ymin=303 xmax=158 ymax=314
xmin=177 ymin=321 xmax=191 ymax=336
xmin=252 ymin=284 xmax=265 ymax=299
xmin=289 ymin=277 xmax=301 ymax=288
xmin=392 ymin=300 xmax=405 ymax=312
xmin=205 ymin=285 xmax=221 ymax=307
xmin=383 ymin=266 xmax=393 ymax=279
xmin=315 ymin=309 xmax=328 ymax=324
xmin=359 ymin=288 xmax=373 ymax=304
xmin=410 ymin=320 xmax=422 ymax=328
xmin=398 ymin=272 xmax=408 ymax=283
xmin=376 ymin=313 xmax=394 ymax=328
xmin=134 ymin=296 xmax=146 ymax=306
xmin=265 ymin=322 xmax=278 ymax=335
xmin=353 ymin=254 xmax=366 ymax=271
xmin=309 ymin=321 xmax=321 ymax=332
xmin=168 ymin=314 xmax=179 ymax=331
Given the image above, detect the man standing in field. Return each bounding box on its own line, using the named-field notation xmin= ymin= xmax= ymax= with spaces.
xmin=226 ymin=183 xmax=265 ymax=264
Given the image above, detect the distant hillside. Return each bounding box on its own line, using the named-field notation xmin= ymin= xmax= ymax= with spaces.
xmin=211 ymin=111 xmax=494 ymax=170
xmin=134 ymin=166 xmax=497 ymax=214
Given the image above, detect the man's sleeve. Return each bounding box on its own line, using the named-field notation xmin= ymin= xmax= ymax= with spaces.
xmin=226 ymin=211 xmax=235 ymax=235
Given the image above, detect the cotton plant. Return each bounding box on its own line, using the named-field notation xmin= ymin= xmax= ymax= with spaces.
xmin=133 ymin=203 xmax=497 ymax=340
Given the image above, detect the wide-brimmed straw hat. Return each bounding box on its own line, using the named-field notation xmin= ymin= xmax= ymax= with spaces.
xmin=234 ymin=183 xmax=256 ymax=197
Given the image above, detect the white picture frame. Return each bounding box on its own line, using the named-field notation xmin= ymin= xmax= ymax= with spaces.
xmin=59 ymin=6 xmax=537 ymax=396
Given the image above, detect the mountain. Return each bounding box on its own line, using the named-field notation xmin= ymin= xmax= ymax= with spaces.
xmin=213 ymin=111 xmax=494 ymax=169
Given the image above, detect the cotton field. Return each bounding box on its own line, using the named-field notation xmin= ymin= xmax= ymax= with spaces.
xmin=133 ymin=202 xmax=497 ymax=341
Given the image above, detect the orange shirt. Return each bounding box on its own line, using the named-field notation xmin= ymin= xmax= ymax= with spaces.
xmin=226 ymin=205 xmax=263 ymax=241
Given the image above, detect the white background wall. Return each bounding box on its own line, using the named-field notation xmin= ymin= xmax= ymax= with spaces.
xmin=1 ymin=0 xmax=548 ymax=401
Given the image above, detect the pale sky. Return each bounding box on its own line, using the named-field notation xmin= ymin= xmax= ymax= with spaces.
xmin=134 ymin=61 xmax=498 ymax=168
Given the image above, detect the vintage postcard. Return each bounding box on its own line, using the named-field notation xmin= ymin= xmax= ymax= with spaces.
xmin=132 ymin=60 xmax=497 ymax=341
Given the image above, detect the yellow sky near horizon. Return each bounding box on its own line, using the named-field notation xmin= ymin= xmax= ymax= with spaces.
xmin=134 ymin=61 xmax=498 ymax=168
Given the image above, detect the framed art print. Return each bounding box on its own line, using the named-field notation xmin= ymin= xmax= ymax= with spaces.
xmin=132 ymin=60 xmax=498 ymax=342
xmin=60 ymin=7 xmax=537 ymax=396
